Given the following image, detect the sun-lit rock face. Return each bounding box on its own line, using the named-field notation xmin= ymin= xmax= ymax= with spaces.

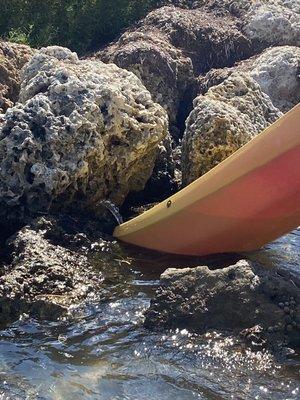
xmin=243 ymin=0 xmax=300 ymax=48
xmin=198 ymin=45 xmax=300 ymax=113
xmin=0 ymin=46 xmax=168 ymax=222
xmin=249 ymin=46 xmax=300 ymax=112
xmin=182 ymin=73 xmax=281 ymax=184
xmin=0 ymin=41 xmax=34 ymax=114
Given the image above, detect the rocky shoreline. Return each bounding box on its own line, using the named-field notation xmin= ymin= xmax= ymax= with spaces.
xmin=0 ymin=0 xmax=299 ymax=353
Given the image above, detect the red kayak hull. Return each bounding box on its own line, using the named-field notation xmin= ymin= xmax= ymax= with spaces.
xmin=114 ymin=105 xmax=300 ymax=256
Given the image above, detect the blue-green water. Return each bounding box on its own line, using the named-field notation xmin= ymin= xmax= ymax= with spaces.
xmin=0 ymin=230 xmax=299 ymax=400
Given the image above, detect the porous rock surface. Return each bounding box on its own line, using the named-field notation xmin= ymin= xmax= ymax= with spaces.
xmin=0 ymin=41 xmax=34 ymax=114
xmin=182 ymin=72 xmax=281 ymax=184
xmin=145 ymin=259 xmax=300 ymax=347
xmin=243 ymin=0 xmax=300 ymax=49
xmin=0 ymin=217 xmax=104 ymax=324
xmin=199 ymin=46 xmax=300 ymax=113
xmin=0 ymin=46 xmax=168 ymax=222
xmin=249 ymin=46 xmax=300 ymax=112
xmin=98 ymin=0 xmax=299 ymax=132
xmin=98 ymin=5 xmax=252 ymax=128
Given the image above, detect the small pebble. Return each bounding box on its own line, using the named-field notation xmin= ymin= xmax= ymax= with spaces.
xmin=278 ymin=302 xmax=284 ymax=308
xmin=283 ymin=306 xmax=290 ymax=314
xmin=286 ymin=324 xmax=293 ymax=332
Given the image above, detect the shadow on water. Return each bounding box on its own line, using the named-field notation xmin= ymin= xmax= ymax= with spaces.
xmin=0 ymin=229 xmax=299 ymax=399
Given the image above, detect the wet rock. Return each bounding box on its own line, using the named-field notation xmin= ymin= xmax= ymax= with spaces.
xmin=97 ymin=5 xmax=252 ymax=130
xmin=0 ymin=46 xmax=168 ymax=223
xmin=0 ymin=217 xmax=105 ymax=325
xmin=182 ymin=72 xmax=281 ymax=184
xmin=144 ymin=259 xmax=300 ymax=347
xmin=0 ymin=41 xmax=34 ymax=114
xmin=199 ymin=46 xmax=300 ymax=113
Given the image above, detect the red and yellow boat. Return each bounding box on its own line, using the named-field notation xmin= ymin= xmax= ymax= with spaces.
xmin=114 ymin=104 xmax=300 ymax=256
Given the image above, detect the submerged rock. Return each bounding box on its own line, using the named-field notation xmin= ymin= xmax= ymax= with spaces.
xmin=145 ymin=259 xmax=300 ymax=348
xmin=182 ymin=72 xmax=281 ymax=185
xmin=0 ymin=46 xmax=168 ymax=223
xmin=0 ymin=41 xmax=34 ymax=114
xmin=0 ymin=217 xmax=104 ymax=324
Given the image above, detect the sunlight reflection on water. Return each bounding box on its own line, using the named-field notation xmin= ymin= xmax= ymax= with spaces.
xmin=0 ymin=230 xmax=299 ymax=400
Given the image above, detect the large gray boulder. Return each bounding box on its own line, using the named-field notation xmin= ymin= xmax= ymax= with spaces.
xmin=182 ymin=72 xmax=281 ymax=184
xmin=0 ymin=46 xmax=168 ymax=222
xmin=250 ymin=46 xmax=300 ymax=112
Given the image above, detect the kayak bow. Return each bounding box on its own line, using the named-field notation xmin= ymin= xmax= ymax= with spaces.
xmin=114 ymin=104 xmax=300 ymax=256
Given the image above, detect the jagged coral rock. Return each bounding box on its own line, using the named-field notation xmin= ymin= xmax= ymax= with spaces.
xmin=0 ymin=46 xmax=168 ymax=222
xmin=0 ymin=41 xmax=34 ymax=114
xmin=182 ymin=73 xmax=281 ymax=184
xmin=99 ymin=1 xmax=299 ymax=130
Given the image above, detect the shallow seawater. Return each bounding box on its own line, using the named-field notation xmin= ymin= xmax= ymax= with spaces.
xmin=0 ymin=230 xmax=299 ymax=399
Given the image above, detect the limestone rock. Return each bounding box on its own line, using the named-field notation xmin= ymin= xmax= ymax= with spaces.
xmin=243 ymin=0 xmax=300 ymax=48
xmin=203 ymin=0 xmax=300 ymax=48
xmin=249 ymin=46 xmax=300 ymax=112
xmin=198 ymin=46 xmax=300 ymax=113
xmin=0 ymin=41 xmax=34 ymax=114
xmin=144 ymin=259 xmax=300 ymax=346
xmin=97 ymin=5 xmax=252 ymax=128
xmin=98 ymin=29 xmax=194 ymax=127
xmin=98 ymin=1 xmax=298 ymax=132
xmin=182 ymin=73 xmax=281 ymax=184
xmin=0 ymin=46 xmax=168 ymax=222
